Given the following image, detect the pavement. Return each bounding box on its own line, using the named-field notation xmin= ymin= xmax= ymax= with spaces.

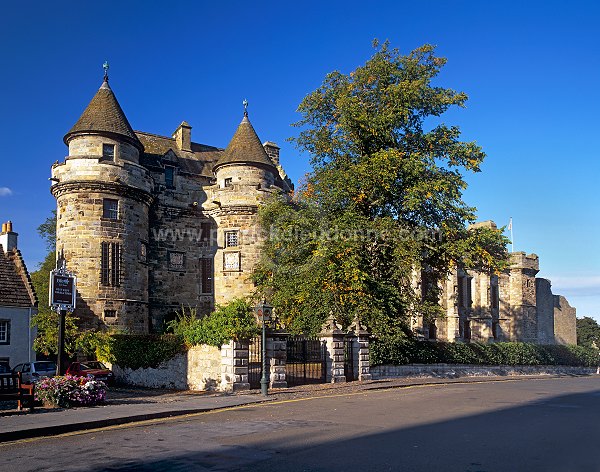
xmin=0 ymin=373 xmax=594 ymax=443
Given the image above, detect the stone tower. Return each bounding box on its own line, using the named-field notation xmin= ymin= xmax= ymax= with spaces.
xmin=500 ymin=252 xmax=539 ymax=341
xmin=51 ymin=75 xmax=154 ymax=332
xmin=205 ymin=110 xmax=280 ymax=304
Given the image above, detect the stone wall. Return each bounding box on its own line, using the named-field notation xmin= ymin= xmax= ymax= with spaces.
xmin=371 ymin=364 xmax=596 ymax=379
xmin=52 ymin=149 xmax=153 ymax=332
xmin=206 ymin=163 xmax=280 ymax=305
xmin=415 ymin=250 xmax=577 ymax=345
xmin=144 ymin=153 xmax=216 ymax=328
xmin=554 ymin=295 xmax=577 ymax=345
xmin=112 ymin=344 xmax=222 ymax=390
xmin=536 ymin=278 xmax=555 ymax=343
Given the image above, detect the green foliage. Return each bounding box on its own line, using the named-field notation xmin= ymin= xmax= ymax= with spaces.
xmin=31 ymin=310 xmax=80 ymax=356
xmin=371 ymin=339 xmax=599 ymax=367
xmin=102 ymin=334 xmax=186 ymax=370
xmin=29 ymin=212 xmax=71 ymax=356
xmin=254 ymin=41 xmax=509 ymax=338
xmin=576 ymin=317 xmax=600 ymax=348
xmin=37 ymin=210 xmax=57 ymax=252
xmin=167 ymin=299 xmax=260 ymax=347
xmin=76 ymin=329 xmax=116 ymax=360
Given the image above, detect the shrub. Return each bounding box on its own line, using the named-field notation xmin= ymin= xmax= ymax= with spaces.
xmin=371 ymin=338 xmax=598 ymax=367
xmin=35 ymin=375 xmax=106 ymax=408
xmin=167 ymin=298 xmax=260 ymax=347
xmin=102 ymin=334 xmax=186 ymax=370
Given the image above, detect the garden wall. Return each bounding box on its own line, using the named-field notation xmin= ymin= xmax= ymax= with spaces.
xmin=371 ymin=364 xmax=597 ymax=380
xmin=112 ymin=344 xmax=222 ymax=390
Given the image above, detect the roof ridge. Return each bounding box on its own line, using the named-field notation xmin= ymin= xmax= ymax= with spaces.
xmin=0 ymin=249 xmax=36 ymax=308
xmin=10 ymin=249 xmax=38 ymax=307
xmin=136 ymin=131 xmax=223 ymax=152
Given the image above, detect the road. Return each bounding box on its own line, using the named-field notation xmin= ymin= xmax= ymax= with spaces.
xmin=2 ymin=377 xmax=600 ymax=471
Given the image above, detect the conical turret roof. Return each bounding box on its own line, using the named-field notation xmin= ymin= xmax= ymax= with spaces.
xmin=214 ymin=114 xmax=275 ymax=170
xmin=64 ymin=78 xmax=143 ymax=150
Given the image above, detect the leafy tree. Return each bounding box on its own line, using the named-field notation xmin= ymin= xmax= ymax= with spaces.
xmin=254 ymin=41 xmax=509 ymax=337
xmin=576 ymin=317 xmax=600 ymax=348
xmin=30 ymin=211 xmax=79 ymax=356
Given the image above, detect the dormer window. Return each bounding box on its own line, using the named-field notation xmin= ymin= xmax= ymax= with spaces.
xmin=224 ymin=178 xmax=233 ymax=188
xmin=102 ymin=144 xmax=115 ymax=161
xmin=165 ymin=166 xmax=175 ymax=189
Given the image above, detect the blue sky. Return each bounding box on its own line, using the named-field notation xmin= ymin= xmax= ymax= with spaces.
xmin=1 ymin=0 xmax=598 ymax=319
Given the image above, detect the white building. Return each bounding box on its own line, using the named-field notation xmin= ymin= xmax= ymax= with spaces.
xmin=0 ymin=221 xmax=37 ymax=366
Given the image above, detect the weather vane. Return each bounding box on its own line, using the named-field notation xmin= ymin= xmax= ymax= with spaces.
xmin=103 ymin=61 xmax=110 ymax=80
xmin=243 ymin=98 xmax=248 ymax=116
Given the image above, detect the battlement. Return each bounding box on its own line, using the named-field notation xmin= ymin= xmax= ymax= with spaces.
xmin=510 ymin=252 xmax=539 ymax=272
xmin=468 ymin=220 xmax=498 ymax=230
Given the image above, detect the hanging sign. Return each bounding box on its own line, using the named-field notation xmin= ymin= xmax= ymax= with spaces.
xmin=49 ymin=269 xmax=76 ymax=311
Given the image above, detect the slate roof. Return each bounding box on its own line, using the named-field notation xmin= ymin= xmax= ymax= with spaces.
xmin=136 ymin=132 xmax=222 ymax=178
xmin=214 ymin=115 xmax=276 ymax=169
xmin=0 ymin=249 xmax=37 ymax=308
xmin=64 ymin=78 xmax=143 ymax=150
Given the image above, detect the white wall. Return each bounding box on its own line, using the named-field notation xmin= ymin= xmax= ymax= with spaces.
xmin=0 ymin=306 xmax=36 ymax=367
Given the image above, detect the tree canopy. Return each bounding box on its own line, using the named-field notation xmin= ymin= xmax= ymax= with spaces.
xmin=253 ymin=41 xmax=509 ymax=338
xmin=576 ymin=317 xmax=600 ymax=348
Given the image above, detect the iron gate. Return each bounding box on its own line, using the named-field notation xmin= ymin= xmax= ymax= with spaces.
xmin=344 ymin=337 xmax=355 ymax=381
xmin=286 ymin=336 xmax=326 ymax=386
xmin=248 ymin=336 xmax=262 ymax=389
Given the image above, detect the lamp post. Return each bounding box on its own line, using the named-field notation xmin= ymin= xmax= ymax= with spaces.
xmin=256 ymin=300 xmax=273 ymax=396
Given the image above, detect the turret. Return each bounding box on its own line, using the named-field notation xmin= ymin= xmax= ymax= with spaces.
xmin=212 ymin=110 xmax=278 ymax=201
xmin=50 ymin=67 xmax=153 ymax=332
xmin=63 ymin=73 xmax=144 ymax=165
xmin=206 ymin=106 xmax=280 ymax=304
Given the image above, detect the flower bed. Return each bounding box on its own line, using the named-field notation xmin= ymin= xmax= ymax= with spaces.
xmin=35 ymin=375 xmax=107 ymax=408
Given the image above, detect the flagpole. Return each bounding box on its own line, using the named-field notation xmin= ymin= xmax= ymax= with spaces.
xmin=509 ymin=217 xmax=514 ymax=253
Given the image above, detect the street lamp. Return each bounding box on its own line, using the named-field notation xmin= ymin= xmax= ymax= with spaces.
xmin=256 ymin=300 xmax=273 ymax=396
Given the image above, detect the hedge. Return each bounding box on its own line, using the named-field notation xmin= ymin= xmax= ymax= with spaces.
xmin=370 ymin=339 xmax=599 ymax=367
xmin=100 ymin=334 xmax=187 ymax=370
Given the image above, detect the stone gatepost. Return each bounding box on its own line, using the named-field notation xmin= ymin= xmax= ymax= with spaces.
xmin=220 ymin=339 xmax=250 ymax=392
xmin=320 ymin=314 xmax=346 ymax=383
xmin=348 ymin=317 xmax=372 ymax=381
xmin=267 ymin=332 xmax=288 ymax=388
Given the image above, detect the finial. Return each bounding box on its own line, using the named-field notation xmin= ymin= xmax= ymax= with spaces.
xmin=243 ymin=98 xmax=248 ymax=117
xmin=103 ymin=61 xmax=110 ymax=81
xmin=56 ymin=248 xmax=66 ymax=271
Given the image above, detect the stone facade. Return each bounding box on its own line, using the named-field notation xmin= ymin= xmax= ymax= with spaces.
xmin=51 ymin=77 xmax=292 ymax=332
xmin=412 ymin=222 xmax=577 ymax=345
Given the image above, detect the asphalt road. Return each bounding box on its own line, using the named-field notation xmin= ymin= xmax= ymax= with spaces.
xmin=2 ymin=377 xmax=600 ymax=472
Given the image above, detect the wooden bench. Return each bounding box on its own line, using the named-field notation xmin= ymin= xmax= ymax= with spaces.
xmin=0 ymin=372 xmax=35 ymax=411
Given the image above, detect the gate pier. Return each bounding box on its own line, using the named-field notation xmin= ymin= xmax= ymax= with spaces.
xmin=320 ymin=314 xmax=347 ymax=383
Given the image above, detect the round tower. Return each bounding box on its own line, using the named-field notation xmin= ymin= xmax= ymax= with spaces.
xmin=207 ymin=108 xmax=280 ymax=305
xmin=51 ymin=71 xmax=154 ymax=332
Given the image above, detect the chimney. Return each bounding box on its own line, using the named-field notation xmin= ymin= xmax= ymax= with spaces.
xmin=0 ymin=220 xmax=18 ymax=253
xmin=172 ymin=121 xmax=192 ymax=152
xmin=263 ymin=141 xmax=280 ymax=166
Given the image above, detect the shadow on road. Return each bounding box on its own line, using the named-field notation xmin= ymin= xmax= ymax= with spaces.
xmin=75 ymin=386 xmax=600 ymax=472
